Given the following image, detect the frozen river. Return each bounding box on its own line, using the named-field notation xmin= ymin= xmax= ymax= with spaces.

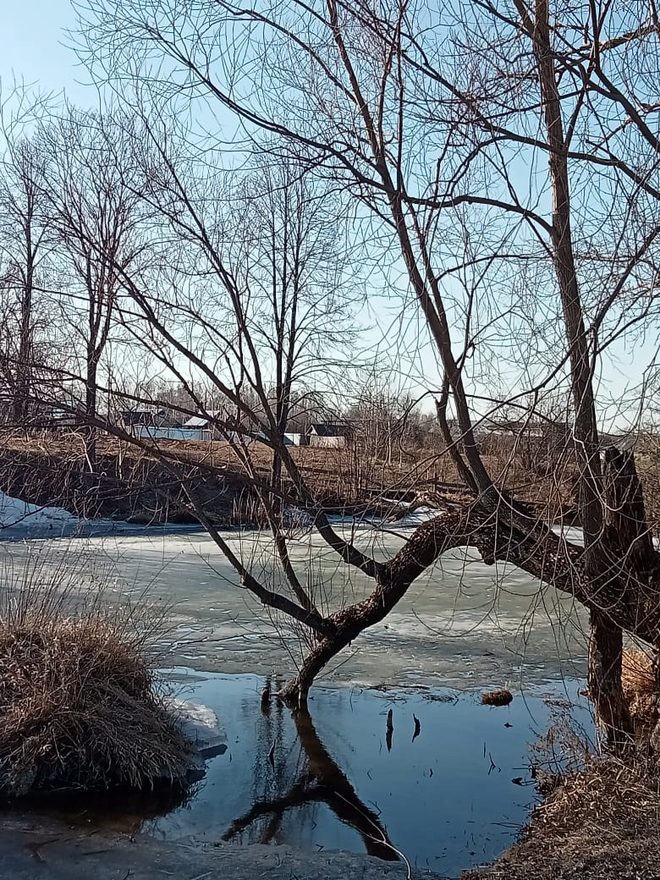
xmin=0 ymin=517 xmax=588 ymax=690
xmin=0 ymin=513 xmax=593 ymax=877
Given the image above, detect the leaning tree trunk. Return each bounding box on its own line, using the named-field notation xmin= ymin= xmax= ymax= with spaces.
xmin=277 ymin=517 xmax=461 ymax=706
xmin=280 ymin=631 xmax=355 ymax=705
xmin=278 ymin=503 xmax=515 ymax=706
xmin=277 ymin=446 xmax=660 ymax=725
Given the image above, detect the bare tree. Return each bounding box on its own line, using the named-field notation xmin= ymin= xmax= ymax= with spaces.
xmin=228 ymin=158 xmax=359 ymax=509
xmin=38 ymin=107 xmax=143 ymax=467
xmin=0 ymin=92 xmax=52 ymax=424
xmin=69 ymin=0 xmax=660 ymax=739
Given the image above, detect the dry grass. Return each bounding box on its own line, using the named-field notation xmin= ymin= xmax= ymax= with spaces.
xmin=0 ymin=556 xmax=194 ymax=797
xmin=481 ymin=689 xmax=513 ymax=706
xmin=464 ymin=657 xmax=660 ymax=880
xmin=0 ymin=428 xmax=579 ymax=521
xmin=463 ymin=753 xmax=660 ymax=880
xmin=622 ymin=647 xmax=657 ymax=697
xmin=622 ymin=647 xmax=660 ymax=744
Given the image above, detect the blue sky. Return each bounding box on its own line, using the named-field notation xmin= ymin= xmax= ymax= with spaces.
xmin=1 ymin=1 xmax=92 ymax=104
xmin=0 ymin=1 xmax=654 ymax=428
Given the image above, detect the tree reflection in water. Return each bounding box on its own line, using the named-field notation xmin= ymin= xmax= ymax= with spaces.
xmin=223 ymin=687 xmax=399 ymax=862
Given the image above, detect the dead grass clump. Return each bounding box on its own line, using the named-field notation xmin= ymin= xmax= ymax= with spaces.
xmin=622 ymin=648 xmax=660 ymax=741
xmin=481 ymin=689 xmax=513 ymax=706
xmin=622 ymin=648 xmax=656 ymax=698
xmin=0 ymin=598 xmax=193 ymax=797
xmin=463 ymin=754 xmax=660 ymax=880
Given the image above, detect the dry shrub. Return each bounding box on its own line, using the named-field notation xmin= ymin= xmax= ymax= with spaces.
xmin=536 ymin=754 xmax=660 ymax=840
xmin=622 ymin=647 xmax=660 ymax=742
xmin=0 ymin=549 xmax=194 ymax=797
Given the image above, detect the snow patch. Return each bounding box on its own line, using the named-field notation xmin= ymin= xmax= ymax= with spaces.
xmin=166 ymin=697 xmax=227 ymax=759
xmin=0 ymin=490 xmax=79 ymax=534
xmin=552 ymin=524 xmax=584 ymax=546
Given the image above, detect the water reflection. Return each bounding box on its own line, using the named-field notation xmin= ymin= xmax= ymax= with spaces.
xmin=150 ymin=672 xmax=592 ymax=877
xmin=223 ymin=697 xmax=398 ymax=860
xmin=10 ymin=778 xmax=199 ymax=837
xmin=8 ymin=671 xmax=593 ymax=878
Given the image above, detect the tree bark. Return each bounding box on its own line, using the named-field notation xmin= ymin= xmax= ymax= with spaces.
xmin=279 ymin=503 xmax=557 ymax=704
xmin=588 ymin=608 xmax=632 ymax=747
xmin=85 ymin=349 xmax=99 ymax=472
xmin=585 ymin=447 xmax=659 ymax=746
xmin=603 ymin=447 xmax=656 ymax=572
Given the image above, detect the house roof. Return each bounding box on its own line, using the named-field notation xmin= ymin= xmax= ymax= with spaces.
xmin=310 ymin=423 xmax=349 ymax=437
xmin=183 ymin=410 xmax=225 ymax=428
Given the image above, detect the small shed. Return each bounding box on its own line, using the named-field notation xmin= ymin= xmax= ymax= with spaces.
xmin=182 ymin=410 xmax=234 ymax=439
xmin=308 ymin=423 xmax=350 ymax=449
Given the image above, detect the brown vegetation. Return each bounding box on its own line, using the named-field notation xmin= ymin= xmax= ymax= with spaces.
xmin=481 ymin=689 xmax=513 ymax=707
xmin=621 ymin=648 xmax=660 ymax=748
xmin=0 ymin=429 xmax=586 ymax=526
xmin=463 ymin=754 xmax=660 ymax=880
xmin=0 ymin=587 xmax=193 ymax=797
xmin=4 ymin=429 xmax=659 ymax=530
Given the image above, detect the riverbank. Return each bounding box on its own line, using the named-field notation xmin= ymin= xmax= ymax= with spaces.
xmin=463 ymin=753 xmax=660 ymax=880
xmin=0 ymin=430 xmax=437 ymax=525
xmin=0 ymin=812 xmax=434 ymax=880
xmin=0 ymin=430 xmax=582 ymax=526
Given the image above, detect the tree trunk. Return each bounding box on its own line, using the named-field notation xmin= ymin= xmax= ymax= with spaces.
xmin=85 ymin=350 xmax=98 ymax=472
xmin=587 ymin=447 xmax=656 ymax=746
xmin=278 ymin=510 xmax=491 ymax=705
xmin=14 ymin=279 xmax=33 ymax=424
xmin=588 ymin=608 xmax=632 ymax=748
xmin=603 ymin=447 xmax=656 ymax=572
xmin=526 ymin=0 xmax=636 ymax=747
xmin=279 ymin=630 xmax=356 ymax=706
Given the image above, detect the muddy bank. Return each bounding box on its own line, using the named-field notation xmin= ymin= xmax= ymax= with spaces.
xmin=0 ymin=433 xmax=418 ymax=526
xmin=0 ymin=441 xmax=250 ymax=525
xmin=0 ymin=813 xmax=435 ymax=880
